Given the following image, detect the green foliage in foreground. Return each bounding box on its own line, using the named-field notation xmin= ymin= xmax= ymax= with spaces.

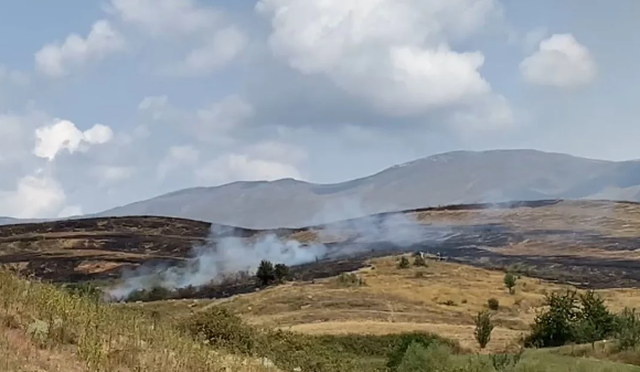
xmin=182 ymin=307 xmax=460 ymax=372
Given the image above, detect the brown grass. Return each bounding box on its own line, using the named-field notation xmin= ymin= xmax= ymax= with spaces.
xmin=175 ymin=255 xmax=640 ymax=353
xmin=0 ymin=269 xmax=276 ymax=372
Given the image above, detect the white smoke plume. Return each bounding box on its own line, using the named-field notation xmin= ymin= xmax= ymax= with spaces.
xmin=106 ymin=197 xmax=452 ymax=301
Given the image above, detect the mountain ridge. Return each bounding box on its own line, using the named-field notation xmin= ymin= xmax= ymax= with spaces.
xmin=4 ymin=149 xmax=640 ymax=229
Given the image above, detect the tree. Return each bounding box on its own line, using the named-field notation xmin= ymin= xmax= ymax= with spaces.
xmin=413 ymin=255 xmax=427 ymax=267
xmin=398 ymin=256 xmax=410 ymax=269
xmin=571 ymin=290 xmax=615 ymax=348
xmin=274 ymin=263 xmax=290 ymax=283
xmin=256 ymin=260 xmax=276 ymax=287
xmin=504 ymin=272 xmax=517 ymax=295
xmin=524 ymin=290 xmax=580 ymax=348
xmin=487 ymin=298 xmax=500 ymax=311
xmin=474 ymin=310 xmax=494 ymax=349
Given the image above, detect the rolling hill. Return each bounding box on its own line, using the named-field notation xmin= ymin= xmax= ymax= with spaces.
xmin=93 ymin=149 xmax=640 ymax=228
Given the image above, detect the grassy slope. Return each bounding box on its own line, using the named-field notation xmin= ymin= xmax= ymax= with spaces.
xmin=132 ymin=256 xmax=640 ymax=353
xmin=0 ymin=269 xmax=275 ymax=372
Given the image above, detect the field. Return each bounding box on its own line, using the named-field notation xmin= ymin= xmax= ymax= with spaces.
xmin=3 ymin=199 xmax=640 ymax=370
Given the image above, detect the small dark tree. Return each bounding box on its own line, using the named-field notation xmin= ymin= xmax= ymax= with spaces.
xmin=398 ymin=256 xmax=410 ymax=269
xmin=413 ymin=255 xmax=427 ymax=267
xmin=487 ymin=298 xmax=500 ymax=311
xmin=274 ymin=263 xmax=290 ymax=283
xmin=504 ymin=272 xmax=517 ymax=295
xmin=474 ymin=310 xmax=494 ymax=349
xmin=256 ymin=260 xmax=276 ymax=287
xmin=616 ymin=308 xmax=640 ymax=351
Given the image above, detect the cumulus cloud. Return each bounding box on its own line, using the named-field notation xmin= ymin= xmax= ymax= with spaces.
xmin=168 ymin=26 xmax=248 ymax=76
xmin=108 ymin=0 xmax=221 ymax=36
xmin=519 ymin=33 xmax=597 ymax=88
xmin=196 ymin=153 xmax=303 ymax=186
xmin=0 ymin=175 xmax=67 ymax=219
xmin=34 ymin=119 xmax=114 ymax=161
xmin=256 ymin=0 xmax=508 ymax=122
xmin=35 ymin=20 xmax=125 ymax=78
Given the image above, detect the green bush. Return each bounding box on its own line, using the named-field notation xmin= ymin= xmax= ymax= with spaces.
xmin=504 ymin=273 xmax=517 ymax=295
xmin=397 ymin=342 xmax=452 ymax=372
xmin=487 ymin=298 xmax=500 ymax=311
xmin=524 ymin=290 xmax=619 ymax=349
xmin=474 ymin=310 xmax=494 ymax=349
xmin=385 ymin=333 xmax=461 ymax=372
xmin=274 ymin=263 xmax=290 ymax=283
xmin=398 ymin=257 xmax=410 ymax=269
xmin=413 ymin=255 xmax=427 ymax=267
xmin=336 ymin=273 xmax=366 ymax=287
xmin=181 ymin=307 xmax=461 ymax=372
xmin=616 ymin=307 xmax=640 ymax=351
xmin=256 ymin=260 xmax=276 ymax=287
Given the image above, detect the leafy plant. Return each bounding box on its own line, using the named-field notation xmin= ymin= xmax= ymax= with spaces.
xmin=487 ymin=298 xmax=500 ymax=311
xmin=474 ymin=310 xmax=494 ymax=349
xmin=504 ymin=273 xmax=517 ymax=295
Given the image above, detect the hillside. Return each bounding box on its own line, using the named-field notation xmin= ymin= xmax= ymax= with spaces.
xmin=94 ymin=149 xmax=640 ymax=229
xmin=4 ymin=199 xmax=640 ymax=292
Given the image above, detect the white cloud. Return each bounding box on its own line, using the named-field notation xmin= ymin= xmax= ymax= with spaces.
xmin=34 ymin=119 xmax=114 ymax=161
xmin=157 ymin=145 xmax=200 ymax=179
xmin=168 ymin=26 xmax=247 ymax=76
xmin=108 ymin=0 xmax=221 ymax=36
xmin=35 ymin=20 xmax=125 ymax=78
xmin=196 ymin=153 xmax=303 ymax=186
xmin=0 ymin=175 xmax=67 ymax=219
xmin=519 ymin=33 xmax=597 ymax=88
xmin=256 ymin=0 xmax=507 ymax=120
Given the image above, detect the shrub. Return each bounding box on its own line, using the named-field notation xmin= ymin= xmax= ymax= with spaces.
xmin=576 ymin=290 xmax=616 ymax=345
xmin=413 ymin=255 xmax=427 ymax=267
xmin=474 ymin=310 xmax=494 ymax=349
xmin=256 ymin=260 xmax=276 ymax=287
xmin=274 ymin=263 xmax=290 ymax=283
xmin=616 ymin=307 xmax=640 ymax=351
xmin=398 ymin=257 xmax=410 ymax=269
xmin=396 ymin=342 xmax=452 ymax=372
xmin=504 ymin=272 xmax=517 ymax=295
xmin=487 ymin=298 xmax=500 ymax=311
xmin=490 ymin=350 xmax=523 ymax=371
xmin=524 ymin=290 xmax=580 ymax=348
xmin=336 ymin=273 xmax=366 ymax=287
xmin=385 ymin=333 xmax=461 ymax=372
xmin=181 ymin=307 xmax=258 ymax=355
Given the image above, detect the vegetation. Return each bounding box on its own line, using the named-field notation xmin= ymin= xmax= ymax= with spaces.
xmin=524 ymin=290 xmax=635 ymax=350
xmin=413 ymin=255 xmax=427 ymax=267
xmin=504 ymin=273 xmax=517 ymax=295
xmin=336 ymin=272 xmax=367 ymax=287
xmin=256 ymin=259 xmax=276 ymax=287
xmin=487 ymin=298 xmax=500 ymax=311
xmin=398 ymin=256 xmax=410 ymax=269
xmin=474 ymin=310 xmax=495 ymax=349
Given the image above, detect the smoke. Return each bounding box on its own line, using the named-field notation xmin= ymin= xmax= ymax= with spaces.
xmin=105 ymin=197 xmax=452 ymax=301
xmin=106 ymin=230 xmax=327 ymax=300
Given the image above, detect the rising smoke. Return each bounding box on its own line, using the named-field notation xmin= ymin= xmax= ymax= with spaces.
xmin=105 ymin=198 xmax=452 ymax=301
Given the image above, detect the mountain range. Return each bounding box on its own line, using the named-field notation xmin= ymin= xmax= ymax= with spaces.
xmin=4 ymin=149 xmax=640 ymax=228
xmin=79 ymin=149 xmax=640 ymax=228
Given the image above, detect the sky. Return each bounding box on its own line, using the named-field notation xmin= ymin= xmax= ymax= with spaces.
xmin=0 ymin=0 xmax=637 ymax=219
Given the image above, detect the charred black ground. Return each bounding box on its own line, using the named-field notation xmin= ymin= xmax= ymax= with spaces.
xmin=2 ymin=199 xmax=640 ymax=300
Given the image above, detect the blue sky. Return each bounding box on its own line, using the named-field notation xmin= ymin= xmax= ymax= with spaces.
xmin=0 ymin=0 xmax=637 ymax=218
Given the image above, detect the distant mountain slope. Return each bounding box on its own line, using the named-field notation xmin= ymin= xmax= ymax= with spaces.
xmin=92 ymin=149 xmax=640 ymax=228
